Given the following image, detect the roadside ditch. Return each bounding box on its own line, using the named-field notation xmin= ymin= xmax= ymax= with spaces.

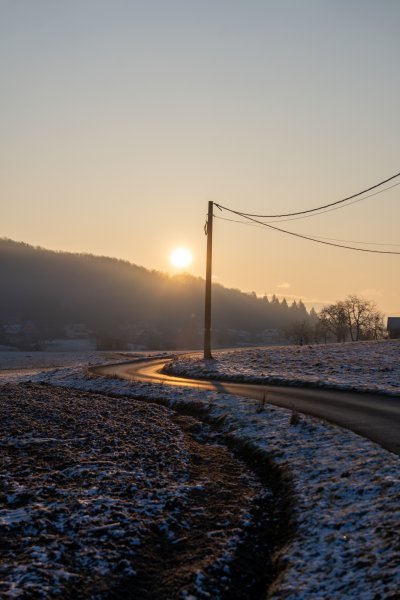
xmin=0 ymin=381 xmax=295 ymax=599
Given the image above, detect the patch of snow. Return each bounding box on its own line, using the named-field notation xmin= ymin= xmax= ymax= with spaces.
xmin=1 ymin=343 xmax=400 ymax=598
xmin=165 ymin=340 xmax=400 ymax=395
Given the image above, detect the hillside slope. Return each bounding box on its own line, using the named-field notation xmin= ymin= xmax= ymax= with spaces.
xmin=0 ymin=239 xmax=311 ymax=349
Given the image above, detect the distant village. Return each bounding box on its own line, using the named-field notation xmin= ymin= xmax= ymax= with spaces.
xmin=1 ymin=316 xmax=399 ymax=352
xmin=0 ymin=319 xmax=284 ymax=352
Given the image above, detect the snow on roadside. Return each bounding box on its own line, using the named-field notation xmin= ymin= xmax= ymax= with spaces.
xmin=1 ymin=348 xmax=400 ymax=598
xmin=0 ymin=350 xmax=153 ymax=379
xmin=165 ymin=340 xmax=400 ymax=395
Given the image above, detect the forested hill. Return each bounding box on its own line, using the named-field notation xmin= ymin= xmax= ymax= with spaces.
xmin=0 ymin=239 xmax=313 ymax=349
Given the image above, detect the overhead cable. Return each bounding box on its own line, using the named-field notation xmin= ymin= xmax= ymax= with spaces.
xmin=259 ymin=181 xmax=400 ymax=223
xmin=214 ymin=210 xmax=400 ymax=254
xmin=214 ymin=214 xmax=400 ymax=247
xmin=214 ymin=170 xmax=400 ymax=218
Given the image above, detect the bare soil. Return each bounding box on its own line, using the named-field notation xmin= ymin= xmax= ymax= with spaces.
xmin=0 ymin=383 xmax=289 ymax=599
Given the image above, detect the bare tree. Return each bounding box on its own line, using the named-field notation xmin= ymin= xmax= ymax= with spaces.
xmin=313 ymin=318 xmax=331 ymax=344
xmin=319 ymin=295 xmax=385 ymax=342
xmin=319 ymin=302 xmax=348 ymax=342
xmin=362 ymin=309 xmax=386 ymax=340
xmin=285 ymin=319 xmax=312 ymax=345
xmin=342 ymin=295 xmax=374 ymax=341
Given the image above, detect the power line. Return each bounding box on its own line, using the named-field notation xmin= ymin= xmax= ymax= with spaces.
xmin=214 ymin=209 xmax=400 ymax=254
xmin=259 ymin=181 xmax=400 ymax=223
xmin=303 ymin=234 xmax=400 ymax=247
xmin=214 ymin=214 xmax=400 ymax=247
xmin=215 ymin=181 xmax=400 ymax=227
xmin=214 ymin=170 xmax=400 ymax=218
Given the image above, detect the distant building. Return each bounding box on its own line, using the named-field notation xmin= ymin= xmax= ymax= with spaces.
xmin=387 ymin=317 xmax=400 ymax=339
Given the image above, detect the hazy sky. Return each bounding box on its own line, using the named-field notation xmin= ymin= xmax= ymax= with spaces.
xmin=1 ymin=0 xmax=400 ymax=314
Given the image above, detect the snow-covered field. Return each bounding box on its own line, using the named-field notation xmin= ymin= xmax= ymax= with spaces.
xmin=1 ymin=384 xmax=191 ymax=597
xmin=1 ymin=382 xmax=270 ymax=599
xmin=0 ymin=350 xmax=144 ymax=377
xmin=165 ymin=340 xmax=400 ymax=395
xmin=1 ymin=344 xmax=400 ymax=599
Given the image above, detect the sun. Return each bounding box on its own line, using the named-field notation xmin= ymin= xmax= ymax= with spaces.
xmin=170 ymin=247 xmax=192 ymax=269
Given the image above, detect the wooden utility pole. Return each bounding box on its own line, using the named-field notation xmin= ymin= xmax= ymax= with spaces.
xmin=204 ymin=200 xmax=214 ymax=359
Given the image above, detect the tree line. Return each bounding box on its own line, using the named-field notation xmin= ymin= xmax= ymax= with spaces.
xmin=285 ymin=295 xmax=385 ymax=344
xmin=0 ymin=239 xmax=386 ymax=349
xmin=0 ymin=239 xmax=314 ymax=349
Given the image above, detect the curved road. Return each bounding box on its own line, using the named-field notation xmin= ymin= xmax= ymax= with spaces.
xmin=94 ymin=357 xmax=400 ymax=456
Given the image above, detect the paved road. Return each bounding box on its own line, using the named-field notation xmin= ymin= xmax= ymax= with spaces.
xmin=94 ymin=357 xmax=400 ymax=456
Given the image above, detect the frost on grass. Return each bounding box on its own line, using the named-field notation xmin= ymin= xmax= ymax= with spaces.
xmin=0 ymin=382 xmax=275 ymax=599
xmin=0 ymin=383 xmax=192 ymax=597
xmin=1 ymin=346 xmax=400 ymax=598
xmin=165 ymin=340 xmax=400 ymax=395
